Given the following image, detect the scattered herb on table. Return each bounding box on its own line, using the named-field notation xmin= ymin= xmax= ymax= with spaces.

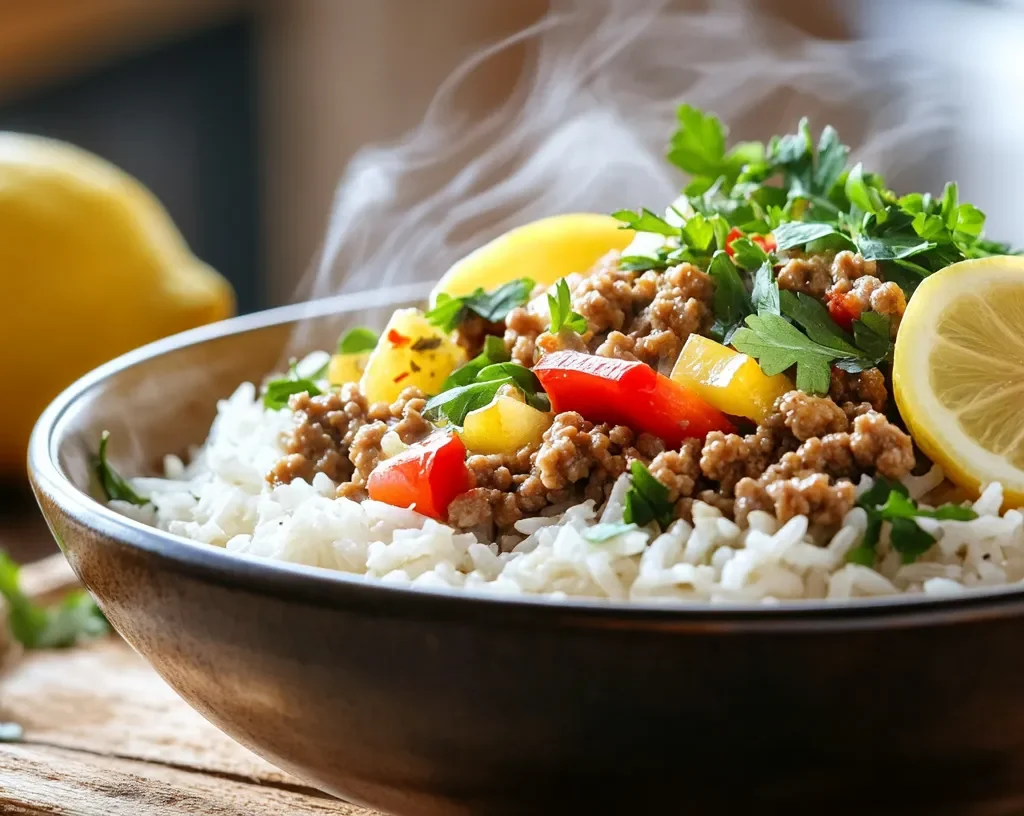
xmin=425 ymin=278 xmax=535 ymax=332
xmin=0 ymin=552 xmax=108 ymax=649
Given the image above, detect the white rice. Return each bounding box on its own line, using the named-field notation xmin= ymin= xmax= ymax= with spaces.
xmin=111 ymin=382 xmax=1024 ymax=604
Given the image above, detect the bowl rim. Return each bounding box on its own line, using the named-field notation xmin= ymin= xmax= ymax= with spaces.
xmin=28 ymin=284 xmax=1024 ymax=632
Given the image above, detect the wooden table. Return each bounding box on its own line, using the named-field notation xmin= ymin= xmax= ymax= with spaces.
xmin=0 ymin=557 xmax=379 ymax=815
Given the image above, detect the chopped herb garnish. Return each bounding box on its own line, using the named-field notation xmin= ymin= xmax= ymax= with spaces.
xmin=731 ymin=313 xmax=838 ymax=394
xmin=707 ymin=250 xmax=751 ymax=342
xmin=750 ymin=262 xmax=780 ymax=316
xmin=262 ymin=378 xmax=321 ymax=410
xmin=425 ymin=278 xmax=535 ymax=332
xmin=548 ymin=279 xmax=588 ymax=335
xmin=337 ymin=327 xmax=378 ymax=354
xmin=443 ymin=335 xmax=510 ymax=390
xmin=410 ymin=336 xmax=443 ymax=352
xmin=612 ymin=208 xmax=680 ymax=237
xmin=424 ymin=361 xmax=549 ymax=426
xmin=583 ymin=522 xmax=640 ymax=543
xmin=623 ymin=461 xmax=674 ymax=529
xmin=849 ymin=478 xmax=978 ymax=565
xmin=729 ymin=236 xmax=773 ymax=271
xmin=0 ymin=552 xmax=108 ymax=649
xmin=92 ymin=431 xmax=147 ymax=506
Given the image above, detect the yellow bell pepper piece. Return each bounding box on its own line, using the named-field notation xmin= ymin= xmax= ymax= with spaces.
xmin=459 ymin=395 xmax=552 ymax=455
xmin=671 ymin=334 xmax=792 ymax=423
xmin=328 ymin=352 xmax=370 ymax=386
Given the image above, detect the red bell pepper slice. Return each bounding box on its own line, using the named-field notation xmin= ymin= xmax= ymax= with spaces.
xmin=533 ymin=351 xmax=736 ymax=446
xmin=724 ymin=227 xmax=776 ymax=258
xmin=826 ymin=290 xmax=862 ymax=332
xmin=367 ymin=431 xmax=471 ymax=520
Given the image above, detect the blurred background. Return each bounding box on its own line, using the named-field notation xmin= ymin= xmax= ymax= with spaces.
xmin=1 ymin=0 xmax=1024 ymax=563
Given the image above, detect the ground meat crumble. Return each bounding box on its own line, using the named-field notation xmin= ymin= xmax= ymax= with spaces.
xmin=267 ymin=249 xmax=920 ymax=537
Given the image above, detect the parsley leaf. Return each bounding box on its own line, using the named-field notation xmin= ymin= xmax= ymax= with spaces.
xmin=263 ymin=378 xmax=321 ymax=410
xmin=612 ymin=208 xmax=680 ymax=237
xmin=729 ymin=237 xmax=771 ymax=271
xmin=666 ymin=104 xmax=728 ymax=179
xmin=730 ymin=313 xmax=836 ymax=394
xmin=623 ymin=461 xmax=674 ymax=529
xmin=0 ymin=552 xmax=108 ymax=649
xmin=442 ymin=335 xmax=509 ymax=390
xmin=583 ymin=522 xmax=640 ymax=543
xmin=772 ymin=221 xmax=844 ymax=251
xmin=707 ymin=250 xmax=751 ymax=341
xmin=852 ymin=312 xmax=892 ymax=363
xmin=424 ymin=362 xmax=549 ymax=426
xmin=337 ymin=327 xmax=378 ymax=354
xmin=779 ymin=291 xmax=861 ymax=356
xmin=751 ymin=262 xmax=780 ymax=316
xmin=548 ymin=279 xmax=588 ymax=334
xmin=850 ymin=479 xmax=978 ymax=565
xmin=92 ymin=431 xmax=147 ymax=506
xmin=425 ymin=279 xmax=535 ymax=331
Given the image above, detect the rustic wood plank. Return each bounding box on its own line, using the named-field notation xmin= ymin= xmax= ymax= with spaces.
xmin=0 ymin=743 xmax=370 ymax=816
xmin=0 ymin=638 xmax=303 ymax=785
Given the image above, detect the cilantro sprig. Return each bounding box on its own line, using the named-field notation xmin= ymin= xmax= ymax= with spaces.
xmin=426 ymin=278 xmax=535 ymax=332
xmin=0 ymin=552 xmax=108 ymax=649
xmin=548 ymin=279 xmax=588 ymax=334
xmin=846 ymin=479 xmax=978 ymax=566
xmin=92 ymin=431 xmax=148 ymax=506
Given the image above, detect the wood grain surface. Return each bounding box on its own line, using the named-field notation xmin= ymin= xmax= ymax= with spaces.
xmin=0 ymin=557 xmax=380 ymax=815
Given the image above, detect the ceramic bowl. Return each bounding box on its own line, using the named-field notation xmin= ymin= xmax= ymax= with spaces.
xmin=28 ymin=284 xmax=1024 ymax=815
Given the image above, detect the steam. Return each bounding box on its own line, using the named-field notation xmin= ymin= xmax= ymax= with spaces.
xmin=289 ymin=0 xmax=953 ymax=335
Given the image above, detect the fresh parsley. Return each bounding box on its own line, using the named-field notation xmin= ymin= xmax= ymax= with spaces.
xmin=612 ymin=208 xmax=680 ymax=237
xmin=548 ymin=279 xmax=588 ymax=334
xmin=729 ymin=236 xmax=773 ymax=271
xmin=92 ymin=431 xmax=147 ymax=506
xmin=442 ymin=335 xmax=510 ymax=390
xmin=0 ymin=552 xmax=108 ymax=649
xmin=262 ymin=377 xmax=321 ymax=410
xmin=623 ymin=461 xmax=674 ymax=529
xmin=423 ymin=362 xmax=548 ymax=426
xmin=846 ymin=479 xmax=978 ymax=565
xmin=707 ymin=250 xmax=751 ymax=342
xmin=337 ymin=327 xmax=378 ymax=354
xmin=751 ymin=262 xmax=780 ymax=316
xmin=730 ymin=313 xmax=839 ymax=394
xmin=425 ymin=278 xmax=535 ymax=332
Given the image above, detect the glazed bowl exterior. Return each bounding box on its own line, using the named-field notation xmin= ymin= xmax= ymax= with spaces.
xmin=27 ymin=284 xmax=1024 ymax=815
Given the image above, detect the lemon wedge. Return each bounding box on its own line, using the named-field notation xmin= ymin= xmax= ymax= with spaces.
xmin=893 ymin=256 xmax=1024 ymax=506
xmin=429 ymin=213 xmax=633 ymax=305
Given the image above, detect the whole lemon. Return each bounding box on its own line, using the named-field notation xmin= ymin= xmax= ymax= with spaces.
xmin=0 ymin=134 xmax=235 ymax=474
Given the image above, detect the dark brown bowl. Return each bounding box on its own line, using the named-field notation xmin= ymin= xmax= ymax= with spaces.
xmin=27 ymin=284 xmax=1024 ymax=816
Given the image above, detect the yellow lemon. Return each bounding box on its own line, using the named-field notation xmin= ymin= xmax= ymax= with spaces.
xmin=0 ymin=133 xmax=234 ymax=474
xmin=429 ymin=213 xmax=633 ymax=305
xmin=893 ymin=256 xmax=1024 ymax=506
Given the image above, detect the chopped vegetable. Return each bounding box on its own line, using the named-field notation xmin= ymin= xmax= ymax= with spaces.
xmin=425 ymin=278 xmax=535 ymax=332
xmin=366 ymin=432 xmax=471 ymax=520
xmin=423 ymin=361 xmax=548 ymax=427
xmin=623 ymin=461 xmax=673 ymax=528
xmin=443 ymin=335 xmax=510 ymax=390
xmin=91 ymin=431 xmax=148 ymax=505
xmin=360 ymin=308 xmax=466 ymax=403
xmin=263 ymin=378 xmax=321 ymax=410
xmin=671 ymin=334 xmax=792 ymax=423
xmin=337 ymin=327 xmax=379 ymax=354
xmin=0 ymin=552 xmax=108 ymax=649
xmin=459 ymin=395 xmax=553 ymax=455
xmin=327 ymin=352 xmax=370 ymax=387
xmin=846 ymin=478 xmax=979 ymax=565
xmin=533 ymin=350 xmax=735 ymax=447
xmin=547 ymin=279 xmax=588 ymax=334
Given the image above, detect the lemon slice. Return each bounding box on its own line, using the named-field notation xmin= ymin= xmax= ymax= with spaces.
xmin=893 ymin=256 xmax=1024 ymax=505
xmin=429 ymin=213 xmax=633 ymax=306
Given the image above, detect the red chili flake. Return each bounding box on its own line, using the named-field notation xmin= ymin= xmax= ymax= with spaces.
xmin=387 ymin=329 xmax=411 ymax=346
xmin=393 ymin=371 xmax=410 ymax=384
